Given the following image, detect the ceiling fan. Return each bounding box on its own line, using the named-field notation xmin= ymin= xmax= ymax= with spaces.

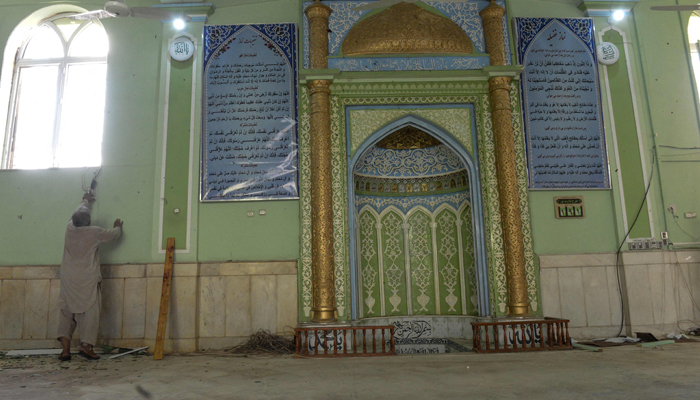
xmin=353 ymin=0 xmax=581 ymax=12
xmin=68 ymin=0 xmax=192 ymax=22
xmin=651 ymin=4 xmax=700 ymax=11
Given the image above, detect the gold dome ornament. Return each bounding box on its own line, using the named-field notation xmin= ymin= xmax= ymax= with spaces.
xmin=342 ymin=2 xmax=474 ymax=56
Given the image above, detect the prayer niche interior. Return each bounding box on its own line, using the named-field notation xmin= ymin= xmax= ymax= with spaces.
xmin=353 ymin=126 xmax=478 ymax=318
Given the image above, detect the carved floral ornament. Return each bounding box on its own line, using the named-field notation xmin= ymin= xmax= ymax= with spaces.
xmin=376 ymin=126 xmax=443 ymax=149
xmin=342 ymin=2 xmax=474 ymax=56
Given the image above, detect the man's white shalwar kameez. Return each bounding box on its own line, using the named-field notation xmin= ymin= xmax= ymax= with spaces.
xmin=56 ymin=200 xmax=121 ymax=345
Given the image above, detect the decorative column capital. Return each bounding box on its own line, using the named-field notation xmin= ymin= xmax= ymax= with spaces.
xmin=479 ymin=0 xmax=505 ymax=21
xmin=479 ymin=0 xmax=507 ymax=67
xmin=305 ymin=0 xmax=333 ymax=21
xmin=307 ymin=79 xmax=332 ymax=94
xmin=306 ymin=0 xmax=333 ymax=69
xmin=488 ymin=76 xmax=512 ymax=92
xmin=488 ymin=76 xmax=512 ymax=113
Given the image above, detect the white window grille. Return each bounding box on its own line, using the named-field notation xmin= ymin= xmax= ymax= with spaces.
xmin=1 ymin=15 xmax=108 ymax=169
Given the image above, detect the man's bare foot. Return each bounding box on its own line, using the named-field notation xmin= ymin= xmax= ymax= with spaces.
xmin=78 ymin=343 xmax=100 ymax=360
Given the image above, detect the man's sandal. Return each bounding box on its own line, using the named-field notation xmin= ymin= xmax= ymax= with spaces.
xmin=78 ymin=349 xmax=100 ymax=360
xmin=58 ymin=354 xmax=71 ymax=362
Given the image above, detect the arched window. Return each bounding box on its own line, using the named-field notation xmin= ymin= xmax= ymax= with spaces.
xmin=688 ymin=14 xmax=700 ymax=96
xmin=1 ymin=14 xmax=108 ymax=169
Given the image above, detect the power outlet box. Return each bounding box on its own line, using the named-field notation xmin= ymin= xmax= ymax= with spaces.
xmin=629 ymin=238 xmax=667 ymax=250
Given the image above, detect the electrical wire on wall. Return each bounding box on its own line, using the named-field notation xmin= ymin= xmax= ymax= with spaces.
xmin=81 ymin=167 xmax=102 ymax=223
xmin=613 ymin=146 xmax=656 ymax=337
xmin=659 ymin=144 xmax=700 ymax=248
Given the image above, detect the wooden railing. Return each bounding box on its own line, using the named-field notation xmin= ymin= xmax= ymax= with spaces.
xmin=295 ymin=326 xmax=396 ymax=357
xmin=471 ymin=318 xmax=572 ymax=353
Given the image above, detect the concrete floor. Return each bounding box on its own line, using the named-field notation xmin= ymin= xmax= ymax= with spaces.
xmin=1 ymin=344 xmax=699 ymax=399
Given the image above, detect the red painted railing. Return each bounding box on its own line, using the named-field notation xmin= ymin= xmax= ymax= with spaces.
xmin=471 ymin=318 xmax=572 ymax=353
xmin=295 ymin=326 xmax=396 ymax=357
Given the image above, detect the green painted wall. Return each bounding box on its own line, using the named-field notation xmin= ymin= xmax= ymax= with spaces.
xmin=0 ymin=0 xmax=698 ymax=271
xmin=0 ymin=4 xmax=162 ymax=265
xmin=0 ymin=0 xmax=301 ymax=265
xmin=635 ymin=4 xmax=700 ymax=244
xmin=162 ymin=55 xmax=193 ymax=250
xmin=604 ymin=29 xmax=652 ymax=239
xmin=511 ymin=1 xmax=699 ymax=253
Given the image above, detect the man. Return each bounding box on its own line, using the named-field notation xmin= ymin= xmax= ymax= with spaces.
xmin=56 ymin=193 xmax=123 ymax=361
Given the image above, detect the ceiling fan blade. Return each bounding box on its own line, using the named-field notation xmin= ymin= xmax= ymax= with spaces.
xmin=68 ymin=10 xmax=117 ymax=21
xmin=353 ymin=0 xmax=553 ymax=11
xmin=217 ymin=0 xmax=279 ymax=5
xmin=651 ymin=5 xmax=700 ymax=11
xmin=532 ymin=0 xmax=579 ymax=3
xmin=352 ymin=0 xmax=407 ymax=12
xmin=130 ymin=7 xmax=192 ymax=22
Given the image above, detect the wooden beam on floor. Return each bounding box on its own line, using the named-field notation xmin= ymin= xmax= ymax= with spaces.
xmin=573 ymin=343 xmax=603 ymax=352
xmin=154 ymin=237 xmax=175 ymax=360
xmin=637 ymin=340 xmax=675 ymax=348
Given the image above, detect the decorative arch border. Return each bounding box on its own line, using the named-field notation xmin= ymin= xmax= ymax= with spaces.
xmin=348 ymin=114 xmax=490 ymax=318
xmin=297 ymin=81 xmax=541 ymax=321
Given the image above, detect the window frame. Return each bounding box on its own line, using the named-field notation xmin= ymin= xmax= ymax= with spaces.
xmin=687 ymin=12 xmax=700 ymax=120
xmin=1 ymin=14 xmax=108 ymax=169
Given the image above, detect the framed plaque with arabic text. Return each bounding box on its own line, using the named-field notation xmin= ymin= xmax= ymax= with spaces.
xmin=514 ymin=18 xmax=610 ymax=190
xmin=201 ymin=23 xmax=298 ymax=201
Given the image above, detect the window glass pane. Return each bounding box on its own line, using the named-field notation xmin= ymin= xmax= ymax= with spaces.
xmin=69 ymin=23 xmax=108 ymax=57
xmin=692 ymin=51 xmax=700 ymax=96
xmin=22 ymin=25 xmax=64 ymax=59
xmin=54 ymin=18 xmax=81 ymax=42
xmin=690 ymin=15 xmax=700 ymax=44
xmin=11 ymin=66 xmax=59 ymax=169
xmin=55 ymin=63 xmax=107 ymax=168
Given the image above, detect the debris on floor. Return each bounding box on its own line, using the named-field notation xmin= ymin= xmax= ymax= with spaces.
xmin=109 ymin=346 xmax=149 ymax=359
xmin=635 ymin=332 xmax=658 ymax=343
xmin=576 ymin=336 xmax=642 ymax=348
xmin=3 ymin=346 xmax=150 ymax=360
xmin=224 ymin=330 xmax=295 ymax=356
xmin=604 ymin=337 xmax=641 ymax=344
xmin=572 ymin=343 xmax=603 ymax=352
xmin=5 ymin=349 xmax=63 ymax=357
xmin=637 ymin=340 xmax=675 ymax=348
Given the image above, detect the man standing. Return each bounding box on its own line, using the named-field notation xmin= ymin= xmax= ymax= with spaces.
xmin=56 ymin=193 xmax=123 ymax=361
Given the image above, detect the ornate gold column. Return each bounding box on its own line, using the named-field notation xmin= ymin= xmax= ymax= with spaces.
xmin=480 ymin=0 xmax=530 ymax=317
xmin=305 ymin=1 xmax=337 ymax=323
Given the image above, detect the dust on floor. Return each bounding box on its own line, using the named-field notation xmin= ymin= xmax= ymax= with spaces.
xmin=2 ymin=344 xmax=700 ymax=399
